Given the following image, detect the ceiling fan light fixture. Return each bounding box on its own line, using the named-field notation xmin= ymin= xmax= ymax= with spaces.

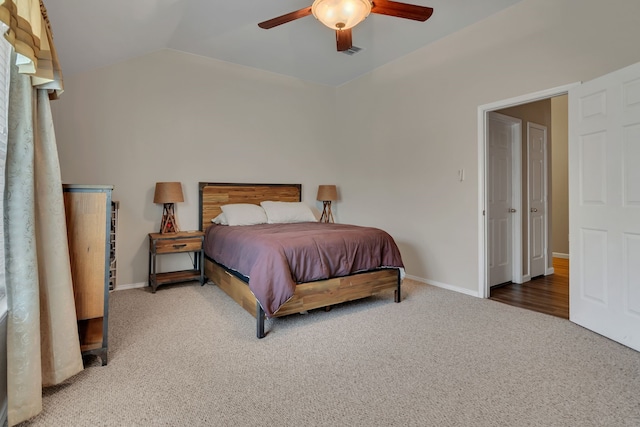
xmin=311 ymin=0 xmax=372 ymax=30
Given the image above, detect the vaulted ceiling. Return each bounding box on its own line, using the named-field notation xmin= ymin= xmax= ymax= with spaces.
xmin=45 ymin=0 xmax=523 ymax=86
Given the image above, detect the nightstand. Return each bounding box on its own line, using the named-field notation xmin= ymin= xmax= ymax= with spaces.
xmin=148 ymin=231 xmax=205 ymax=293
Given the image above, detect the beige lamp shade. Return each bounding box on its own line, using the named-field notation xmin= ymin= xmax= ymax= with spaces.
xmin=311 ymin=0 xmax=371 ymax=30
xmin=317 ymin=185 xmax=338 ymax=201
xmin=154 ymin=182 xmax=184 ymax=233
xmin=153 ymin=182 xmax=184 ymax=204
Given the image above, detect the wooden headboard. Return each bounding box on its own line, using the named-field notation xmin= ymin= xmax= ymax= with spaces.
xmin=198 ymin=182 xmax=302 ymax=231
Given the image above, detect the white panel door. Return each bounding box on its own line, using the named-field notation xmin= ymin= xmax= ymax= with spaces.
xmin=488 ymin=112 xmax=520 ymax=286
xmin=528 ymin=123 xmax=547 ymax=278
xmin=569 ymin=61 xmax=640 ymax=351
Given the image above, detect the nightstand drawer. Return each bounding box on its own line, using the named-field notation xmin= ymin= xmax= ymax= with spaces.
xmin=154 ymin=238 xmax=202 ymax=254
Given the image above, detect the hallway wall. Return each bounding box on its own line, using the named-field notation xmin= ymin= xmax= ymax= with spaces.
xmin=551 ymin=95 xmax=569 ymax=256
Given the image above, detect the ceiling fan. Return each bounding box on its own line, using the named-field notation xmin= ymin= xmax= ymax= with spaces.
xmin=258 ymin=0 xmax=434 ymax=52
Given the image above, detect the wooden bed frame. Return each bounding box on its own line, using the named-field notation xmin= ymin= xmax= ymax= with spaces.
xmin=198 ymin=182 xmax=401 ymax=338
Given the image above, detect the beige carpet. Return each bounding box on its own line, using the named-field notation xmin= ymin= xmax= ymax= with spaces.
xmin=20 ymin=280 xmax=640 ymax=426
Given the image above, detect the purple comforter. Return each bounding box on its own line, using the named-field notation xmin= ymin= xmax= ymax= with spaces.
xmin=204 ymin=222 xmax=404 ymax=317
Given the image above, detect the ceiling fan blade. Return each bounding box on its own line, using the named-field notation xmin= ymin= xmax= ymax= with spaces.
xmin=258 ymin=7 xmax=313 ymax=29
xmin=371 ymin=1 xmax=434 ymax=21
xmin=336 ymin=28 xmax=353 ymax=51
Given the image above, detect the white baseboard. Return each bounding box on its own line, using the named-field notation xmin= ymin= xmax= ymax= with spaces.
xmin=546 ymin=267 xmax=555 ymax=275
xmin=405 ymin=274 xmax=480 ymax=298
xmin=0 ymin=399 xmax=6 ymax=427
xmin=115 ymin=282 xmax=147 ymax=291
xmin=552 ymin=252 xmax=569 ymax=259
xmin=1 ymin=309 xmax=7 ymax=427
xmin=120 ymin=276 xmax=481 ymax=298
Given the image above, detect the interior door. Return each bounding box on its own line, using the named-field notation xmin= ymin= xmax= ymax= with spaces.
xmin=528 ymin=123 xmax=547 ymax=278
xmin=569 ymin=61 xmax=640 ymax=351
xmin=488 ymin=112 xmax=520 ymax=286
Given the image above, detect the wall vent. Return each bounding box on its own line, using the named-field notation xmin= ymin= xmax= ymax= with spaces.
xmin=342 ymin=46 xmax=363 ymax=56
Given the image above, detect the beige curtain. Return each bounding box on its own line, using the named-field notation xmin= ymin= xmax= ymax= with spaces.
xmin=1 ymin=1 xmax=83 ymax=425
xmin=0 ymin=0 xmax=63 ymax=94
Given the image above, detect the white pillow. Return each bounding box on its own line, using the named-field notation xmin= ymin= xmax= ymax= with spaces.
xmin=211 ymin=213 xmax=228 ymax=225
xmin=220 ymin=204 xmax=267 ymax=226
xmin=260 ymin=201 xmax=317 ymax=224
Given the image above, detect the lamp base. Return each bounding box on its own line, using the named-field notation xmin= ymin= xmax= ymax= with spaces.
xmin=159 ymin=203 xmax=180 ymax=233
xmin=319 ymin=201 xmax=334 ymax=223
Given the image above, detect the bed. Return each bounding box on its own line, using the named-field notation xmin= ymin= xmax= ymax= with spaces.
xmin=199 ymin=182 xmax=404 ymax=338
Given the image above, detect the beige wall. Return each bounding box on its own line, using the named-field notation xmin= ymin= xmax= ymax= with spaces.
xmin=52 ymin=0 xmax=640 ymax=293
xmin=52 ymin=50 xmax=338 ymax=285
xmin=551 ymin=95 xmax=569 ymax=255
xmin=333 ymin=0 xmax=640 ymax=292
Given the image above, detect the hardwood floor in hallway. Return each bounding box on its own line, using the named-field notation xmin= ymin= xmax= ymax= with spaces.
xmin=489 ymin=258 xmax=569 ymax=319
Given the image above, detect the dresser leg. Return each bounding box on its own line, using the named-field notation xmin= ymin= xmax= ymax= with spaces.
xmin=99 ymin=348 xmax=108 ymax=366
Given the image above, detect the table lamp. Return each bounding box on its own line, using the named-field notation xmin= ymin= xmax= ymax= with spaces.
xmin=154 ymin=182 xmax=184 ymax=233
xmin=317 ymin=185 xmax=338 ymax=223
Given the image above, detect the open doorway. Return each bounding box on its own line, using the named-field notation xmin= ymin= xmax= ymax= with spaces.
xmin=481 ymin=64 xmax=640 ymax=351
xmin=489 ymin=96 xmax=569 ymax=318
xmin=478 ymin=84 xmax=575 ymax=318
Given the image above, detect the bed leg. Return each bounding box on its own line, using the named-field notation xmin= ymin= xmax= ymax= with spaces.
xmin=257 ymin=302 xmax=265 ymax=339
xmin=395 ymin=269 xmax=402 ymax=303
